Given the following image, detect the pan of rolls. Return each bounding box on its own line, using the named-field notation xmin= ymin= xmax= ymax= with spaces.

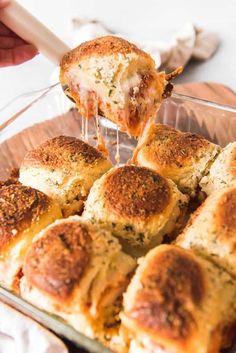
xmin=0 ymin=36 xmax=236 ymax=353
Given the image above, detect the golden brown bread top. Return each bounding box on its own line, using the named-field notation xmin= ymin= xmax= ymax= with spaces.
xmin=185 ymin=187 xmax=236 ymax=238
xmin=126 ymin=246 xmax=204 ymax=340
xmin=136 ymin=124 xmax=211 ymax=167
xmin=21 ymin=136 xmax=106 ymax=171
xmin=216 ymin=188 xmax=236 ymax=236
xmin=60 ymin=36 xmax=152 ymax=69
xmin=0 ymin=184 xmax=50 ymax=250
xmin=103 ymin=166 xmax=171 ymax=219
xmin=24 ymin=221 xmax=92 ymax=301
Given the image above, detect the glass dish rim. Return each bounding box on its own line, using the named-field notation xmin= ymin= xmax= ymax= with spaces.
xmin=0 ymin=285 xmax=113 ymax=353
xmin=0 ymin=83 xmax=236 ymax=353
xmin=1 ymin=83 xmax=236 ymax=136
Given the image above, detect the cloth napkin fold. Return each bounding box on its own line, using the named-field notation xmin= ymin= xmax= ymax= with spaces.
xmin=50 ymin=19 xmax=219 ymax=85
xmin=71 ymin=18 xmax=220 ymax=70
xmin=0 ymin=302 xmax=68 ymax=353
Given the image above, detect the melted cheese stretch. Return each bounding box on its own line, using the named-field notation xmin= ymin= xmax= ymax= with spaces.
xmin=65 ymin=53 xmax=169 ymax=157
xmin=62 ymin=47 xmax=169 ymax=137
xmin=80 ymin=116 xmax=160 ymax=168
xmin=67 ymin=54 xmax=142 ymax=113
xmin=60 ymin=37 xmax=183 ymax=138
xmin=95 ymin=116 xmax=109 ymax=157
xmin=115 ymin=126 xmax=120 ymax=165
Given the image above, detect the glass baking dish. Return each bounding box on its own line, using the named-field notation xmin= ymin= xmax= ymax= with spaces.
xmin=0 ymin=83 xmax=236 ymax=353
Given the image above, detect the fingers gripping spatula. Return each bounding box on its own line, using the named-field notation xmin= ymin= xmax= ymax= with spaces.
xmin=0 ymin=1 xmax=204 ymax=136
xmin=0 ymin=0 xmax=71 ymax=65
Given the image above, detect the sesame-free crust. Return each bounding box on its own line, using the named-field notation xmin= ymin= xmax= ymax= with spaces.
xmin=0 ymin=184 xmax=50 ymax=250
xmin=103 ymin=165 xmax=171 ymax=219
xmin=24 ymin=221 xmax=92 ymax=301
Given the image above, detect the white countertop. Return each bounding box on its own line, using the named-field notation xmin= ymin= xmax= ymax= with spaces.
xmin=0 ymin=0 xmax=235 ymax=108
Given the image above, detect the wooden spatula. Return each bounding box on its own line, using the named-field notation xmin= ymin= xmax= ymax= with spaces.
xmin=0 ymin=0 xmax=71 ymax=64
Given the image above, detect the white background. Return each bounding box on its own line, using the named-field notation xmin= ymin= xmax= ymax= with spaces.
xmin=0 ymin=0 xmax=235 ymax=107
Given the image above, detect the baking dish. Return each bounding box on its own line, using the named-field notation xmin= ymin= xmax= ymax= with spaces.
xmin=0 ymin=83 xmax=236 ymax=353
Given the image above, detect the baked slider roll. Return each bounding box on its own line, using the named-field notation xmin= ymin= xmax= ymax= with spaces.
xmin=176 ymin=186 xmax=236 ymax=277
xmin=121 ymin=245 xmax=236 ymax=353
xmin=60 ymin=36 xmax=182 ymax=137
xmin=200 ymin=141 xmax=236 ymax=195
xmin=19 ymin=136 xmax=112 ymax=217
xmin=83 ymin=165 xmax=188 ymax=256
xmin=132 ymin=124 xmax=220 ymax=196
xmin=0 ymin=184 xmax=61 ymax=290
xmin=20 ymin=217 xmax=136 ymax=346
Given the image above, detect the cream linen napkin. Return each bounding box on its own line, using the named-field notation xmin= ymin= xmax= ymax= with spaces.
xmin=0 ymin=302 xmax=68 ymax=353
xmin=71 ymin=19 xmax=220 ymax=70
xmin=50 ymin=19 xmax=219 ymax=84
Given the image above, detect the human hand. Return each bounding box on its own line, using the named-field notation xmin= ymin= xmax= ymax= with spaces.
xmin=0 ymin=0 xmax=38 ymax=67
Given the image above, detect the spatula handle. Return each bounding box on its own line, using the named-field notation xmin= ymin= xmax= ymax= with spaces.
xmin=0 ymin=0 xmax=70 ymax=65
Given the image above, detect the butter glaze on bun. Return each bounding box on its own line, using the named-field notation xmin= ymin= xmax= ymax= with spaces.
xmin=83 ymin=165 xmax=188 ymax=256
xmin=19 ymin=136 xmax=112 ymax=217
xmin=133 ymin=124 xmax=220 ymax=196
xmin=0 ymin=184 xmax=61 ymax=290
xmin=121 ymin=245 xmax=236 ymax=353
xmin=200 ymin=141 xmax=236 ymax=195
xmin=20 ymin=216 xmax=136 ymax=345
xmin=176 ymin=186 xmax=236 ymax=277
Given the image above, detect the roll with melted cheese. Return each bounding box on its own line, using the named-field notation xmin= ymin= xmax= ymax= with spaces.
xmin=60 ymin=36 xmax=181 ymax=137
xmin=176 ymin=187 xmax=236 ymax=277
xmin=132 ymin=124 xmax=220 ymax=196
xmin=20 ymin=216 xmax=136 ymax=347
xmin=200 ymin=141 xmax=236 ymax=195
xmin=19 ymin=136 xmax=112 ymax=217
xmin=121 ymin=245 xmax=236 ymax=353
xmin=83 ymin=165 xmax=188 ymax=256
xmin=0 ymin=184 xmax=61 ymax=290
